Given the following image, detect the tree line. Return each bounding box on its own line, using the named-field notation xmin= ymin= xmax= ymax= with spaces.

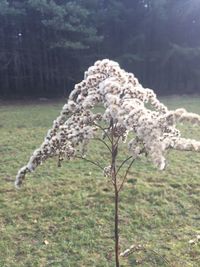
xmin=0 ymin=0 xmax=200 ymax=97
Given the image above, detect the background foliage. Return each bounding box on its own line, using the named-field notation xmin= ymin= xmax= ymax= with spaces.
xmin=0 ymin=0 xmax=200 ymax=96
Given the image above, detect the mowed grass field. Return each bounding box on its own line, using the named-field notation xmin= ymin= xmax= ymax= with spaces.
xmin=0 ymin=96 xmax=200 ymax=267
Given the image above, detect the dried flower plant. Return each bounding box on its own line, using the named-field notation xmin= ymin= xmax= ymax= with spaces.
xmin=15 ymin=59 xmax=200 ymax=266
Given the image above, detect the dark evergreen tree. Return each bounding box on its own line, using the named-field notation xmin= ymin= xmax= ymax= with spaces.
xmin=0 ymin=0 xmax=200 ymax=96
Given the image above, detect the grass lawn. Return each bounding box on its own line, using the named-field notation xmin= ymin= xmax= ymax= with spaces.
xmin=0 ymin=96 xmax=200 ymax=267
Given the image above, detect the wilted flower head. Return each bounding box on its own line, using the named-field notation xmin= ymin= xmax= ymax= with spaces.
xmin=15 ymin=59 xmax=200 ymax=187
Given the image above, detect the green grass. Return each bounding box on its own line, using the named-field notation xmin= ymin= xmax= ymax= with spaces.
xmin=0 ymin=96 xmax=200 ymax=267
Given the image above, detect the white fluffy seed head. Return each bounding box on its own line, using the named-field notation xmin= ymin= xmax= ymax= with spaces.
xmin=15 ymin=59 xmax=200 ymax=187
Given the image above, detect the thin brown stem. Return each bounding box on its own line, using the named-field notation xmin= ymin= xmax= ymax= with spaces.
xmin=93 ymin=137 xmax=112 ymax=153
xmin=114 ymin=184 xmax=120 ymax=267
xmin=110 ymin=121 xmax=120 ymax=267
xmin=147 ymin=248 xmax=172 ymax=266
xmin=114 ymin=135 xmax=121 ymax=147
xmin=74 ymin=156 xmax=104 ymax=171
xmin=93 ymin=122 xmax=112 ymax=143
xmin=118 ymin=158 xmax=135 ymax=193
xmin=118 ymin=148 xmax=145 ymax=192
xmin=116 ymin=156 xmax=133 ymax=176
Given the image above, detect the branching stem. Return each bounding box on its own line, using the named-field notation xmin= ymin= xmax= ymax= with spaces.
xmin=93 ymin=122 xmax=112 ymax=143
xmin=147 ymin=248 xmax=172 ymax=266
xmin=110 ymin=121 xmax=120 ymax=267
xmin=74 ymin=156 xmax=104 ymax=171
xmin=93 ymin=137 xmax=112 ymax=153
xmin=116 ymin=156 xmax=133 ymax=177
xmin=118 ymin=158 xmax=135 ymax=193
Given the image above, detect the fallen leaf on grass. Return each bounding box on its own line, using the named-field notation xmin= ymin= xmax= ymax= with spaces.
xmin=44 ymin=240 xmax=49 ymax=245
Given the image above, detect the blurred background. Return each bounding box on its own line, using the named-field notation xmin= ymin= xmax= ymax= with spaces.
xmin=0 ymin=0 xmax=200 ymax=97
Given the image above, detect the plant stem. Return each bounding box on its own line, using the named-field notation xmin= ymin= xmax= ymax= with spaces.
xmin=94 ymin=137 xmax=112 ymax=153
xmin=74 ymin=156 xmax=104 ymax=171
xmin=118 ymin=158 xmax=135 ymax=193
xmin=116 ymin=155 xmax=133 ymax=176
xmin=114 ymin=179 xmax=120 ymax=267
xmin=110 ymin=121 xmax=120 ymax=267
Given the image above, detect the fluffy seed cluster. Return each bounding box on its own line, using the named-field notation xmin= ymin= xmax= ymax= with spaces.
xmin=15 ymin=59 xmax=200 ymax=187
